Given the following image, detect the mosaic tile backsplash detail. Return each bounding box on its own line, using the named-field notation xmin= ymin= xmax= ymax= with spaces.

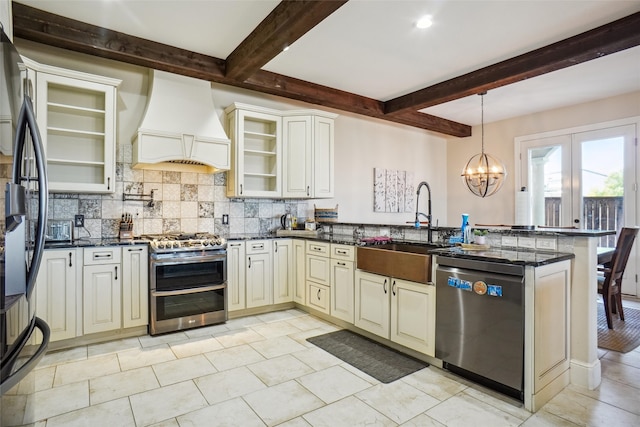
xmin=59 ymin=163 xmax=313 ymax=238
xmin=0 ymin=158 xmax=312 ymax=239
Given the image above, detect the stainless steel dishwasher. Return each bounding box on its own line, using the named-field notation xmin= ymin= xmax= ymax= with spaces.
xmin=435 ymin=256 xmax=525 ymax=401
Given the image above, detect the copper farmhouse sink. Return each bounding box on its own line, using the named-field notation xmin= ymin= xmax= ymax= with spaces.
xmin=356 ymin=243 xmax=436 ymax=284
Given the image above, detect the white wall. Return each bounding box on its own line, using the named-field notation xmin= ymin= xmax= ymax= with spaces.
xmin=445 ymin=91 xmax=640 ymax=227
xmin=0 ymin=0 xmax=10 ymax=39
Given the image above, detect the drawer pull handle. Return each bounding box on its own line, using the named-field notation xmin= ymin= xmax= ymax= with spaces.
xmin=274 ymin=242 xmax=278 ymax=253
xmin=337 ymin=262 xmax=346 ymax=266
xmin=252 ymin=244 xmax=264 ymax=250
xmin=337 ymin=250 xmax=347 ymax=255
xmin=317 ymin=289 xmax=321 ymax=300
xmin=69 ymin=252 xmax=72 ymax=267
xmin=307 ymin=186 xmax=310 ymax=197
xmin=248 ymin=257 xmax=251 ymax=268
xmin=383 ymin=279 xmax=387 ymax=294
xmin=240 ymin=184 xmax=243 ymax=195
xmin=93 ymin=254 xmax=112 ymax=259
xmin=107 ymin=177 xmax=111 ymax=191
xmin=392 ymin=280 xmax=396 ymax=296
xmin=128 ymin=248 xmax=144 ymax=252
xmin=114 ymin=266 xmax=118 ymax=280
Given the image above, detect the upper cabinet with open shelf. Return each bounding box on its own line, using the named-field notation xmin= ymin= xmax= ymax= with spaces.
xmin=225 ymin=103 xmax=337 ymax=199
xmin=32 ymin=61 xmax=121 ymax=193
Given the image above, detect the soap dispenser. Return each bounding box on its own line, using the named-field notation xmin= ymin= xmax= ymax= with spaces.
xmin=461 ymin=213 xmax=470 ymax=244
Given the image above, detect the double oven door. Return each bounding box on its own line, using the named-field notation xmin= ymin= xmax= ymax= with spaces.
xmin=149 ymin=250 xmax=227 ymax=335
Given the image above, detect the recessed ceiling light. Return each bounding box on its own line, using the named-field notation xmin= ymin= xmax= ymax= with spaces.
xmin=416 ymin=15 xmax=433 ymax=29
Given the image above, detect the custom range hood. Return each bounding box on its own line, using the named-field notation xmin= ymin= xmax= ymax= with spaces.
xmin=132 ymin=70 xmax=230 ymax=173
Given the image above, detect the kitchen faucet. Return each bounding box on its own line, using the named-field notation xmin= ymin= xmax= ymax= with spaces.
xmin=415 ymin=181 xmax=433 ymax=243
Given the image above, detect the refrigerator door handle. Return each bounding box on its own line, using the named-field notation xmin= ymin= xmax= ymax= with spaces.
xmin=0 ymin=317 xmax=50 ymax=395
xmin=13 ymin=95 xmax=48 ymax=300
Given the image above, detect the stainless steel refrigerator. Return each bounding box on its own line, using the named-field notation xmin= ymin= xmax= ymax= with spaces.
xmin=1 ymin=26 xmax=51 ymax=426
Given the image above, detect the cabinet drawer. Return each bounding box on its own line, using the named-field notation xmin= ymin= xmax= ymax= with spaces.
xmin=307 ymin=282 xmax=330 ymax=314
xmin=331 ymin=244 xmax=354 ymax=261
xmin=84 ymin=246 xmax=121 ymax=265
xmin=246 ymin=240 xmax=269 ymax=254
xmin=306 ymin=241 xmax=329 ymax=257
xmin=306 ymin=254 xmax=330 ymax=286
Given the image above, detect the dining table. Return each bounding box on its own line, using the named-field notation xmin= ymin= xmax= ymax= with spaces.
xmin=597 ymin=246 xmax=615 ymax=267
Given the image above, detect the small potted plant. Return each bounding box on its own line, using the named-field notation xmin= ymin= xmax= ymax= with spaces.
xmin=473 ymin=229 xmax=488 ymax=245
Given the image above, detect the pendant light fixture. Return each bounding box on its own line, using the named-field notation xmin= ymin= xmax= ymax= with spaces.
xmin=461 ymin=92 xmax=506 ymax=197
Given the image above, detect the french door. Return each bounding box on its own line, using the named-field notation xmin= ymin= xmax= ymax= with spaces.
xmin=518 ymin=121 xmax=638 ymax=296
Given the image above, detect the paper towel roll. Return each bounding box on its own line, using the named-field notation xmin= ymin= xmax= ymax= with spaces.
xmin=515 ymin=190 xmax=531 ymax=225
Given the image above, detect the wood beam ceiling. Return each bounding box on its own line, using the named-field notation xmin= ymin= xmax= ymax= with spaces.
xmin=12 ymin=1 xmax=470 ymax=137
xmin=11 ymin=2 xmax=640 ymax=138
xmin=385 ymin=11 xmax=640 ymax=115
xmin=225 ymin=0 xmax=348 ymax=81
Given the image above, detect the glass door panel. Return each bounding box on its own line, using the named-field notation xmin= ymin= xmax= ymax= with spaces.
xmin=521 ymin=123 xmax=637 ymax=296
xmin=522 ymin=135 xmax=571 ymax=227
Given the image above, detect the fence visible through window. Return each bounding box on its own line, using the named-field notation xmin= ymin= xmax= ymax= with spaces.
xmin=545 ymin=197 xmax=622 ymax=247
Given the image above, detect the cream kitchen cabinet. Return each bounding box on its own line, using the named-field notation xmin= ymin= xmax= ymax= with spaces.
xmin=121 ymin=245 xmax=148 ymax=328
xmin=355 ymin=270 xmax=435 ymax=355
xmin=273 ymin=239 xmax=293 ymax=304
xmin=245 ymin=240 xmax=273 ymax=308
xmin=35 ymin=248 xmax=81 ymax=342
xmin=83 ymin=246 xmax=121 ymax=334
xmin=282 ymin=113 xmax=337 ymax=198
xmin=390 ymin=278 xmax=435 ymax=355
xmin=354 ymin=270 xmax=390 ymax=337
xmin=305 ymin=241 xmax=331 ymax=314
xmin=34 ymin=63 xmax=120 ymax=193
xmin=292 ymin=239 xmax=306 ymax=305
xmin=525 ymin=260 xmax=572 ymax=410
xmin=330 ymin=244 xmax=355 ymax=323
xmin=227 ymin=241 xmax=246 ymax=311
xmin=226 ymin=104 xmax=282 ymax=198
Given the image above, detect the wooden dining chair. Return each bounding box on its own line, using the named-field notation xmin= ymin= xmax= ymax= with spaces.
xmin=598 ymin=226 xmax=639 ymax=329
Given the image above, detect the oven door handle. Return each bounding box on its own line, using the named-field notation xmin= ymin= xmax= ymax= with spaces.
xmin=151 ymin=284 xmax=226 ymax=297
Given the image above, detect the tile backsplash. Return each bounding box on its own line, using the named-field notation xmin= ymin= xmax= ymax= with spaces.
xmin=52 ymin=162 xmax=312 ymax=238
xmin=0 ymin=158 xmax=311 ymax=239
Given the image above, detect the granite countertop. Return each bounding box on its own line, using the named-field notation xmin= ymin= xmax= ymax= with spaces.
xmin=44 ymin=238 xmax=149 ymax=249
xmin=43 ymin=232 xmax=574 ymax=267
xmin=431 ymin=246 xmax=575 ymax=267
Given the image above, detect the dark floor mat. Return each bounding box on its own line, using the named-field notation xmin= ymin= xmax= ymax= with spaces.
xmin=307 ymin=329 xmax=428 ymax=383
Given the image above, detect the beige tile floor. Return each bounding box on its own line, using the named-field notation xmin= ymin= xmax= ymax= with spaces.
xmin=10 ymin=301 xmax=640 ymax=426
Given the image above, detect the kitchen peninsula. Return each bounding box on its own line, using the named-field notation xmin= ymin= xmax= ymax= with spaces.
xmin=226 ymin=222 xmax=612 ymax=411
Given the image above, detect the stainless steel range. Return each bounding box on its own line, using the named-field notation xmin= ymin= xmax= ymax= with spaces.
xmin=144 ymin=233 xmax=227 ymax=335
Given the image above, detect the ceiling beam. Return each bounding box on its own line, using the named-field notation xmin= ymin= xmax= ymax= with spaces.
xmin=12 ymin=2 xmax=470 ymax=137
xmin=384 ymin=11 xmax=640 ymax=115
xmin=225 ymin=0 xmax=348 ymax=81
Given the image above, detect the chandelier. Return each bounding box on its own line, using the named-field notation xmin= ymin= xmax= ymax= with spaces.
xmin=461 ymin=92 xmax=506 ymax=197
